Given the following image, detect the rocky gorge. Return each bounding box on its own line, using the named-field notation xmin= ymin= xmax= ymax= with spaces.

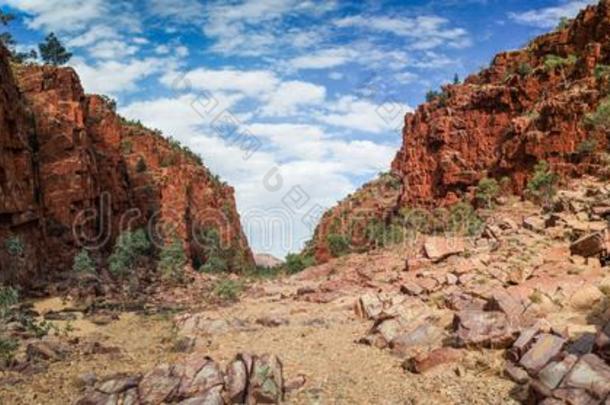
xmin=2 ymin=1 xmax=610 ymax=405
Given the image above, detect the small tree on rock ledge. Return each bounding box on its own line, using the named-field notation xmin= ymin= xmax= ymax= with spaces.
xmin=39 ymin=33 xmax=72 ymax=66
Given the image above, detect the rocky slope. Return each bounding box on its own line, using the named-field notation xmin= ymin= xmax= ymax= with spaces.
xmin=0 ymin=46 xmax=253 ymax=286
xmin=310 ymin=0 xmax=610 ymax=263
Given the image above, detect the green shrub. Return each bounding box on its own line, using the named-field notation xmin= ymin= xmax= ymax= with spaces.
xmin=475 ymin=177 xmax=500 ymax=208
xmin=213 ymin=278 xmax=244 ymax=301
xmin=120 ymin=139 xmax=133 ymax=154
xmin=160 ymin=154 xmax=177 ymax=167
xmin=526 ymin=160 xmax=558 ymax=206
xmin=543 ymin=54 xmax=577 ymax=72
xmin=136 ymin=158 xmax=147 ymax=172
xmin=447 ymin=202 xmax=484 ymax=237
xmin=379 ymin=172 xmax=402 ymax=190
xmin=426 ymin=90 xmax=440 ymax=102
xmin=197 ymin=228 xmax=239 ymax=273
xmin=4 ymin=236 xmax=23 ymax=256
xmin=158 ymin=238 xmax=187 ymax=281
xmin=200 ymin=256 xmax=229 ymax=273
xmin=326 ymin=233 xmax=350 ymax=257
xmin=284 ymin=253 xmax=316 ymax=274
xmin=0 ymin=337 xmax=18 ymax=366
xmin=0 ymin=286 xmax=18 ymax=320
xmin=72 ymin=249 xmax=95 ymax=274
xmin=556 ymin=17 xmax=571 ymax=31
xmin=585 ymin=98 xmax=610 ymax=130
xmin=576 ymin=138 xmax=598 ymax=155
xmin=108 ymin=229 xmax=151 ymax=276
xmin=365 ymin=220 xmax=404 ymax=248
xmin=517 ymin=63 xmax=533 ymax=76
xmin=594 ymin=64 xmax=610 ymax=81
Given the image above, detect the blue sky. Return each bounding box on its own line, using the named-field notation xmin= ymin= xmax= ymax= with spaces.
xmin=0 ymin=0 xmax=597 ymax=258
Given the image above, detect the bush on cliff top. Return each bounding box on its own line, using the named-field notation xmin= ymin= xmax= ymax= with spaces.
xmin=543 ymin=54 xmax=577 ymax=72
xmin=585 ymin=97 xmax=610 ymax=130
xmin=108 ymin=229 xmax=151 ymax=276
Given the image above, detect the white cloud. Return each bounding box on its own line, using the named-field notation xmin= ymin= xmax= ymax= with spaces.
xmin=89 ymin=40 xmax=139 ymax=59
xmin=66 ymin=25 xmax=118 ymax=47
xmin=71 ymin=57 xmax=168 ymax=95
xmin=509 ymin=0 xmax=596 ymax=28
xmin=288 ymin=48 xmax=356 ymax=70
xmin=261 ymin=81 xmax=326 ymax=116
xmin=163 ymin=68 xmax=279 ymax=96
xmin=317 ymin=96 xmax=412 ymax=134
xmin=4 ymin=0 xmax=106 ymax=32
xmin=334 ymin=15 xmax=471 ymax=50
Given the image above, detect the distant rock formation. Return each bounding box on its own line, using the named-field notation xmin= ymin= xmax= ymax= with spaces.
xmin=254 ymin=253 xmax=284 ymax=268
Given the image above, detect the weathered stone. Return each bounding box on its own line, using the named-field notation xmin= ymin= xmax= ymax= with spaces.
xmin=247 ymin=354 xmax=284 ymax=404
xmin=26 ymin=340 xmax=69 ymax=362
xmin=523 ymin=216 xmax=546 ymax=233
xmin=537 ymin=354 xmax=578 ymax=390
xmin=256 ymin=316 xmax=289 ymax=328
xmin=97 ymin=374 xmax=141 ymax=395
xmin=390 ymin=324 xmax=443 ymax=355
xmin=225 ymin=354 xmax=250 ymax=404
xmin=561 ymin=354 xmax=610 ymax=399
xmin=486 ymin=288 xmax=524 ymax=324
xmin=519 ymin=334 xmax=565 ymax=374
xmin=354 ymin=294 xmax=383 ymax=320
xmin=570 ymin=232 xmax=606 ymax=258
xmin=138 ymin=364 xmax=181 ymax=405
xmin=453 ymin=310 xmax=516 ymax=348
xmin=504 ymin=362 xmax=530 ymax=384
xmin=552 ymin=387 xmax=597 ymax=404
xmin=402 ymin=348 xmax=463 ymax=374
xmin=567 ymin=333 xmax=596 ymax=356
xmin=424 ymin=237 xmax=465 ymax=263
xmin=283 ymin=374 xmax=307 ymax=394
xmin=569 ymin=286 xmax=605 ymax=311
xmin=400 ymin=282 xmax=423 ymax=296
xmin=178 ymin=357 xmax=224 ymax=399
xmin=509 ymin=326 xmax=543 ymax=362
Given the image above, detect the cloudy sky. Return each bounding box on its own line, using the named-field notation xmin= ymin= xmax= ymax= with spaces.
xmin=1 ymin=0 xmax=597 ymax=258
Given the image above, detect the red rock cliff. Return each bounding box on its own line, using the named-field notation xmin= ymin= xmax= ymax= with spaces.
xmin=309 ymin=0 xmax=610 ymax=263
xmin=0 ymin=47 xmax=253 ymax=285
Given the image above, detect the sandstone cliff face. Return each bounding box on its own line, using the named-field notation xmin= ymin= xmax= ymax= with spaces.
xmin=0 ymin=49 xmax=253 ymax=285
xmin=309 ymin=1 xmax=610 ymax=263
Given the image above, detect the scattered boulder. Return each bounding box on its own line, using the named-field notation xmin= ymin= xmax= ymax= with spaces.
xmin=569 ymin=232 xmax=606 ymax=258
xmin=518 ymin=334 xmax=566 ymax=374
xmin=76 ymin=353 xmax=285 ymax=405
xmin=402 ymin=347 xmax=463 ymax=374
xmin=424 ymin=237 xmax=465 ymax=263
xmin=560 ymin=354 xmax=610 ymax=399
xmin=26 ymin=340 xmax=70 ymax=362
xmin=354 ymin=294 xmax=384 ymax=320
xmin=453 ymin=310 xmax=516 ymax=348
xmin=255 ymin=316 xmax=289 ymax=328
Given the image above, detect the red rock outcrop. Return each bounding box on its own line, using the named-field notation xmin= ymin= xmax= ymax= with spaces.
xmin=310 ymin=1 xmax=610 ymax=263
xmin=0 ymin=48 xmax=253 ymax=285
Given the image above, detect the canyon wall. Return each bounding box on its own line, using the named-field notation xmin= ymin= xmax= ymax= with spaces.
xmin=310 ymin=1 xmax=610 ymax=263
xmin=0 ymin=47 xmax=253 ymax=285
